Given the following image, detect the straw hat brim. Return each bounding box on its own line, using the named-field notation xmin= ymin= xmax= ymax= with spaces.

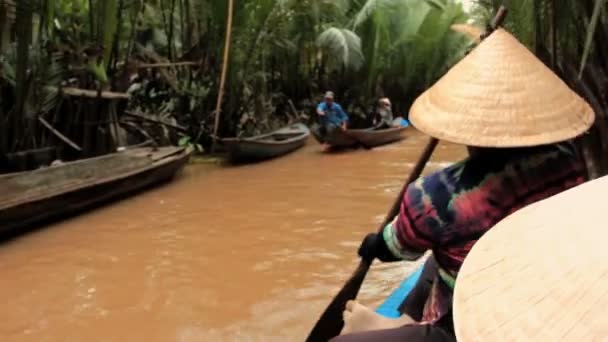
xmin=454 ymin=176 xmax=608 ymax=341
xmin=409 ymin=28 xmax=595 ymax=147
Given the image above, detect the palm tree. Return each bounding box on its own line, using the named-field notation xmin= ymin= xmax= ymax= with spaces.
xmin=1 ymin=0 xmax=473 ymax=162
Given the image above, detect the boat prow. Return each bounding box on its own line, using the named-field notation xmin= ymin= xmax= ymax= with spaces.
xmin=310 ymin=124 xmax=359 ymax=150
xmin=376 ymin=265 xmax=424 ymax=318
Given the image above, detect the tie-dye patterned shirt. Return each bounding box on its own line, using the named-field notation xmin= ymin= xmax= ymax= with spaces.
xmin=382 ymin=143 xmax=587 ymax=325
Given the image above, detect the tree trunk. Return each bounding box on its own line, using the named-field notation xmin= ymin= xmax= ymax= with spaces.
xmin=14 ymin=0 xmax=33 ymax=151
xmin=168 ymin=0 xmax=176 ymax=61
xmin=210 ymin=0 xmax=234 ymax=152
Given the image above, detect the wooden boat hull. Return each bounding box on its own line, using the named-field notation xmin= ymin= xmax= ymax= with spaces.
xmin=347 ymin=126 xmax=409 ymax=149
xmin=310 ymin=124 xmax=358 ymax=149
xmin=376 ymin=265 xmax=424 ymax=318
xmin=0 ymin=147 xmax=190 ymax=238
xmin=221 ymin=123 xmax=310 ymax=163
xmin=324 ymin=130 xmax=359 ymax=149
xmin=311 ymin=122 xmax=409 ymax=150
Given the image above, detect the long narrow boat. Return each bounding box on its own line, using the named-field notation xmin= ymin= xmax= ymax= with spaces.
xmin=310 ymin=125 xmax=359 ymax=149
xmin=311 ymin=118 xmax=410 ymax=151
xmin=347 ymin=125 xmax=408 ymax=149
xmin=376 ymin=265 xmax=424 ymax=318
xmin=220 ymin=123 xmax=310 ymax=163
xmin=0 ymin=146 xmax=190 ymax=237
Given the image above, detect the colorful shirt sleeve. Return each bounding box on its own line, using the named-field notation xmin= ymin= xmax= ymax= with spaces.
xmin=382 ymin=218 xmax=424 ymax=261
xmin=382 ymin=179 xmax=435 ymax=261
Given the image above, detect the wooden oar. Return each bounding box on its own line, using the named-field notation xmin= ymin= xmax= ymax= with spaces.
xmin=306 ymin=6 xmax=509 ymax=341
xmin=306 ymin=137 xmax=439 ymax=342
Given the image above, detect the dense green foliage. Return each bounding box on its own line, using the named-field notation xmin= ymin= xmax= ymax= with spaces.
xmin=2 ymin=0 xmax=606 ymax=177
xmin=0 ymin=0 xmax=470 ymax=167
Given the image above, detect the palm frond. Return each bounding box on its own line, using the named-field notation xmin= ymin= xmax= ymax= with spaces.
xmin=317 ymin=26 xmax=364 ymax=70
xmin=579 ymin=0 xmax=606 ymax=78
xmin=426 ymin=0 xmax=447 ymax=10
xmin=352 ymin=0 xmax=394 ymax=28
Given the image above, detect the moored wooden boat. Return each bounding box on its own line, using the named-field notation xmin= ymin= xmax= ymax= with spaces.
xmin=376 ymin=265 xmax=424 ymax=318
xmin=220 ymin=123 xmax=310 ymax=163
xmin=0 ymin=146 xmax=190 ymax=238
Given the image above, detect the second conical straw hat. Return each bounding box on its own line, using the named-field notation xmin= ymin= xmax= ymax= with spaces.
xmin=410 ymin=28 xmax=595 ymax=147
xmin=453 ymin=175 xmax=608 ymax=340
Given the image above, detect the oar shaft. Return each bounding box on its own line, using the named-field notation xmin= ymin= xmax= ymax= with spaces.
xmin=307 ymin=7 xmax=509 ymax=341
xmin=379 ymin=137 xmax=439 ymax=229
xmin=305 ymin=137 xmax=439 ymax=342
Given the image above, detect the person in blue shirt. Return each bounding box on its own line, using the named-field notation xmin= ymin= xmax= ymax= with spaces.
xmin=316 ymin=91 xmax=350 ymax=150
xmin=317 ymin=91 xmax=349 ymax=150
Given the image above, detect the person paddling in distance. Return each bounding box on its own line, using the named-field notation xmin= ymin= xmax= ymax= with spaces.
xmin=331 ymin=28 xmax=595 ymax=342
xmin=373 ymin=97 xmax=394 ymax=129
xmin=316 ymin=91 xmax=350 ymax=151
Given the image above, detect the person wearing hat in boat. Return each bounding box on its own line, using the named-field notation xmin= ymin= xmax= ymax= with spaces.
xmin=331 ymin=29 xmax=595 ymax=342
xmin=316 ymin=91 xmax=350 ymax=149
xmin=373 ymin=97 xmax=394 ymax=129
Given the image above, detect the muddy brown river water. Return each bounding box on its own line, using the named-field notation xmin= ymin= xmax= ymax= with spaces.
xmin=0 ymin=130 xmax=466 ymax=341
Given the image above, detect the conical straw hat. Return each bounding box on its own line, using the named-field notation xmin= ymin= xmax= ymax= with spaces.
xmin=453 ymin=175 xmax=608 ymax=341
xmin=410 ymin=28 xmax=595 ymax=147
xmin=450 ymin=24 xmax=483 ymax=43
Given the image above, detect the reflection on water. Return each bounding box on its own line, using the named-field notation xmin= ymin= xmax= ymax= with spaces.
xmin=0 ymin=130 xmax=466 ymax=341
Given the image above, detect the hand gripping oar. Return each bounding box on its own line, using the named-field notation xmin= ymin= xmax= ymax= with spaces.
xmin=305 ymin=137 xmax=439 ymax=342
xmin=306 ymin=6 xmax=509 ymax=341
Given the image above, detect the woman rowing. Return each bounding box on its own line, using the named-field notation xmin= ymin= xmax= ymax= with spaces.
xmin=332 ymin=28 xmax=595 ymax=342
